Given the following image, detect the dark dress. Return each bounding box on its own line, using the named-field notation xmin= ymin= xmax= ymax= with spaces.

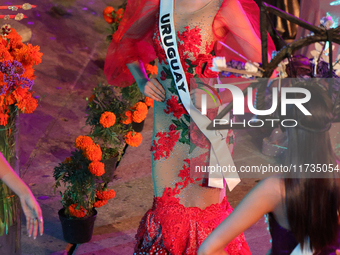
xmin=268 ymin=213 xmax=340 ymax=255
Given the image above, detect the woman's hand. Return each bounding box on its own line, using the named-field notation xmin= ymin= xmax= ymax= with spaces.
xmin=20 ymin=192 xmax=43 ymax=239
xmin=139 ymin=78 xmax=166 ymax=102
xmin=190 ymin=88 xmax=221 ymax=109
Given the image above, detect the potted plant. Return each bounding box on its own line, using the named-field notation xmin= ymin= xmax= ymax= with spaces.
xmin=53 ymin=136 xmax=116 ymax=244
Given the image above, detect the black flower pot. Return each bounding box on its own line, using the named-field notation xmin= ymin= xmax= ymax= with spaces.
xmin=102 ymin=155 xmax=119 ymax=183
xmin=58 ymin=208 xmax=97 ymax=244
xmin=132 ymin=120 xmax=145 ymax=132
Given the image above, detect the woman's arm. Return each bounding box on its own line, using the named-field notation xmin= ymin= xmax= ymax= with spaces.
xmin=198 ymin=176 xmax=282 ymax=255
xmin=218 ymin=0 xmax=266 ymax=62
xmin=127 ymin=60 xmax=166 ymax=102
xmin=0 ymin=153 xmax=43 ymax=239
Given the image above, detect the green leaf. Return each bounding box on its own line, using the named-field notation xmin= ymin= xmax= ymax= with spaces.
xmin=189 ymin=142 xmax=197 ymax=153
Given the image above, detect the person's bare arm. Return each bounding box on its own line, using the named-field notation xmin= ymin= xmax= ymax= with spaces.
xmin=198 ymin=176 xmax=282 ymax=255
xmin=0 ymin=153 xmax=43 ymax=239
xmin=219 ymin=0 xmax=269 ymax=62
xmin=127 ymin=60 xmax=166 ymax=102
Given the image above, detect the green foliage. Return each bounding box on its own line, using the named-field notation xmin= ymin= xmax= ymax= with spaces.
xmin=85 ymin=83 xmax=145 ymax=161
xmin=86 ymin=84 xmax=128 ymax=160
xmin=121 ymin=82 xmax=144 ymax=106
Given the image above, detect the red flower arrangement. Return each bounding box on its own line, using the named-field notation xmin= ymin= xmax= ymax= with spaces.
xmin=0 ymin=27 xmax=42 ymax=127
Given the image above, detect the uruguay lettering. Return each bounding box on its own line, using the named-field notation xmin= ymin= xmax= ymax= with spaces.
xmin=160 ymin=13 xmax=186 ymax=92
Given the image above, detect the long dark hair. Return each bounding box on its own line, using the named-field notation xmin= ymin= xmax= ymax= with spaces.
xmin=284 ymin=82 xmax=340 ymax=252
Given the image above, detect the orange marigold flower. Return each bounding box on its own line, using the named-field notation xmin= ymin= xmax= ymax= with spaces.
xmin=63 ymin=157 xmax=72 ymax=164
xmin=116 ymin=8 xmax=124 ymax=20
xmin=75 ymin=136 xmax=93 ymax=150
xmin=0 ymin=112 xmax=9 ymax=126
xmin=5 ymin=29 xmax=24 ymax=50
xmin=5 ymin=93 xmax=16 ymax=106
xmin=132 ymin=102 xmax=148 ymax=123
xmin=145 ymin=64 xmax=158 ymax=75
xmin=96 ymin=189 xmax=116 ymax=200
xmin=88 ymin=161 xmax=105 ymax=176
xmin=93 ymin=199 xmax=107 ymax=208
xmin=0 ymin=43 xmax=13 ymax=62
xmin=99 ymin=111 xmax=116 ymax=128
xmin=103 ymin=6 xmax=114 ymax=24
xmin=84 ymin=144 xmax=102 ymax=162
xmin=144 ymin=97 xmax=154 ymax=107
xmin=12 ymin=43 xmax=43 ymax=67
xmin=120 ymin=110 xmax=132 ymax=124
xmin=68 ymin=203 xmax=87 ymax=218
xmin=124 ymin=131 xmax=143 ymax=147
xmin=132 ymin=110 xmax=147 ymax=123
xmin=134 ymin=101 xmax=148 ymax=112
xmin=16 ymin=93 xmax=38 ymax=114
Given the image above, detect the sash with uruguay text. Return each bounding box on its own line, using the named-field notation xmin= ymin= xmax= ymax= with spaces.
xmin=158 ymin=0 xmax=240 ymax=191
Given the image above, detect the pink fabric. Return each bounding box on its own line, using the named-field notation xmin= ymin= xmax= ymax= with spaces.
xmin=104 ymin=0 xmax=275 ymax=87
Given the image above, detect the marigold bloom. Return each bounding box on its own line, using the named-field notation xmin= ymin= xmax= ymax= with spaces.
xmin=146 ymin=64 xmax=158 ymax=75
xmin=88 ymin=161 xmax=105 ymax=176
xmin=115 ymin=8 xmax=124 ymax=20
xmin=12 ymin=43 xmax=43 ymax=67
xmin=16 ymin=94 xmax=38 ymax=114
xmin=0 ymin=112 xmax=8 ymax=126
xmin=68 ymin=203 xmax=87 ymax=218
xmin=93 ymin=199 xmax=107 ymax=208
xmin=134 ymin=101 xmax=148 ymax=112
xmin=5 ymin=28 xmax=24 ymax=50
xmin=75 ymin=136 xmax=93 ymax=150
xmin=84 ymin=144 xmax=102 ymax=162
xmin=120 ymin=110 xmax=132 ymax=124
xmin=96 ymin=189 xmax=116 ymax=200
xmin=103 ymin=6 xmax=114 ymax=24
xmin=132 ymin=110 xmax=147 ymax=123
xmin=124 ymin=131 xmax=143 ymax=147
xmin=144 ymin=97 xmax=154 ymax=107
xmin=99 ymin=111 xmax=116 ymax=128
xmin=132 ymin=102 xmax=148 ymax=123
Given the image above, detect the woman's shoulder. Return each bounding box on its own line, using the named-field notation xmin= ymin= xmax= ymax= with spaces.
xmin=256 ymin=175 xmax=284 ymax=201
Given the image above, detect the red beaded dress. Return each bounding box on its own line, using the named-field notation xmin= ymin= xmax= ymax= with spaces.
xmin=104 ymin=0 xmax=275 ymax=254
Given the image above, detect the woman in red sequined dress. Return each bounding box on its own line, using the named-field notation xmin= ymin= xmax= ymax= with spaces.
xmin=104 ymin=0 xmax=274 ymax=254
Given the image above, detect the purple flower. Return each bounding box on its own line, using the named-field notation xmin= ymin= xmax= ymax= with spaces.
xmin=0 ymin=60 xmax=34 ymax=95
xmin=222 ymin=60 xmax=245 ymax=77
xmin=316 ymin=61 xmax=331 ymax=78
